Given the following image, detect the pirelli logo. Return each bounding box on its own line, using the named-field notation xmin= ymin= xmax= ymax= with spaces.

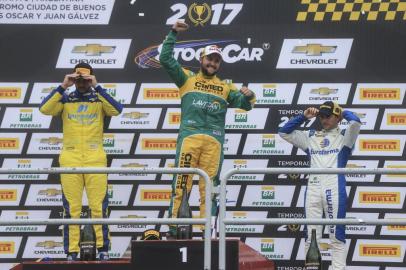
xmin=0 ymin=138 xmax=19 ymax=149
xmin=141 ymin=189 xmax=171 ymax=201
xmin=387 ymin=219 xmax=406 ymax=230
xmin=0 ymin=87 xmax=21 ymax=99
xmin=0 ymin=189 xmax=17 ymax=201
xmin=0 ymin=242 xmax=15 ymax=254
xmin=386 ymin=165 xmax=406 ymax=177
xmin=169 ymin=112 xmax=181 ymax=124
xmin=359 ymin=192 xmax=400 ymax=204
xmin=387 ymin=113 xmax=406 ymax=125
xmin=143 ymin=88 xmax=179 ymax=99
xmin=360 ymin=244 xmax=401 ymax=257
xmin=359 ymin=139 xmax=400 ymax=151
xmin=141 ymin=138 xmax=177 ymax=150
xmin=360 ymin=88 xmax=401 ymax=100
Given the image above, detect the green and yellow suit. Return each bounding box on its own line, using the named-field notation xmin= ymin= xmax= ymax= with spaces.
xmin=40 ymin=85 xmax=123 ymax=254
xmin=159 ymin=30 xmax=255 ymax=234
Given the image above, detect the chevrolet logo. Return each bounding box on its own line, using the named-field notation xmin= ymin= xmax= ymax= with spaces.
xmin=310 ymin=87 xmax=338 ymax=95
xmin=38 ymin=189 xmax=62 ymax=197
xmin=72 ymin=44 xmax=115 ymax=56
xmin=121 ymin=163 xmax=147 ymax=168
xmin=122 ymin=112 xmax=149 ymax=119
xmin=292 ymin=44 xmax=336 ymax=56
xmin=36 ymin=241 xmax=63 ymax=249
xmin=42 ymin=87 xmax=57 ymax=93
xmin=120 ymin=215 xmax=147 ymax=219
xmin=319 ymin=242 xmax=332 ymax=251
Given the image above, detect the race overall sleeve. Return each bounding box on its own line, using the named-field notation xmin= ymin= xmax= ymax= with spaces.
xmin=39 ymin=86 xmax=64 ymax=116
xmin=278 ymin=114 xmax=309 ymax=151
xmin=227 ymin=84 xmax=256 ymax=111
xmin=342 ymin=110 xmax=361 ymax=148
xmin=159 ymin=30 xmax=189 ymax=88
xmin=95 ymin=85 xmax=123 ymax=116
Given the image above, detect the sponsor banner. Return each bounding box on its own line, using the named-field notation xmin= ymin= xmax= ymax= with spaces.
xmin=352 ymin=239 xmax=406 ymax=263
xmin=345 ymin=160 xmax=379 ymax=183
xmin=25 ymin=184 xmax=62 ymax=206
xmin=297 ymin=186 xmax=351 ymax=208
xmin=0 ymin=133 xmax=26 ymax=154
xmin=190 ymin=185 xmax=240 ymax=207
xmin=245 ymin=238 xmax=295 ymax=260
xmin=135 ymin=133 xmax=177 ymax=155
xmin=108 ymin=159 xmax=160 ymax=180
xmin=220 ymin=159 xmax=269 ymax=181
xmin=0 ymin=237 xmax=22 ymax=259
xmin=243 ymin=134 xmax=293 ymax=156
xmin=103 ymin=133 xmax=134 ymax=155
xmin=109 ymin=108 xmax=161 ymax=129
xmin=225 ymin=211 xmax=268 ymax=234
xmin=247 ymin=83 xmax=296 ymax=105
xmin=297 ymin=83 xmax=351 ymax=104
xmin=82 ymin=184 xmax=132 ymax=207
xmin=381 ymin=109 xmax=406 ymax=130
xmin=162 ymin=108 xmax=181 ymax=129
xmin=224 ymin=133 xmax=242 ymax=155
xmin=0 ymin=185 xmax=24 ymax=206
xmin=242 ymin=185 xmax=295 ymax=207
xmin=335 ymin=212 xmax=378 ymax=236
xmin=225 ymin=108 xmax=268 ymax=130
xmin=27 ymin=133 xmax=63 ymax=154
xmin=134 ymin=184 xmax=172 ymax=206
xmin=297 ymin=238 xmax=351 ymax=260
xmin=29 ymin=83 xmax=72 ymax=104
xmin=352 ymin=186 xmax=406 ymax=209
xmin=0 ymin=0 xmax=115 ymax=25
xmin=0 ymin=210 xmax=50 ymax=233
xmin=109 ymin=210 xmax=160 ymax=232
xmin=353 ymin=83 xmax=406 ymax=105
xmin=0 ymin=158 xmax=53 ymax=181
xmin=1 ymin=107 xmax=52 ymax=129
xmin=276 ymin=39 xmax=353 ymax=69
xmin=137 ymin=83 xmax=180 ymax=104
xmin=276 ymin=160 xmax=309 ymax=180
xmin=380 ymin=160 xmax=406 ymax=183
xmin=353 ymin=135 xmax=406 ymax=157
xmin=0 ymin=83 xmax=28 ymax=104
xmin=339 ymin=108 xmax=379 ymax=130
xmin=381 ymin=213 xmax=406 ymax=236
xmin=108 ymin=237 xmax=131 ymax=259
xmin=23 ymin=237 xmax=64 ymax=259
xmin=56 ymin=39 xmax=131 ymax=69
xmin=160 ymin=159 xmax=199 ymax=181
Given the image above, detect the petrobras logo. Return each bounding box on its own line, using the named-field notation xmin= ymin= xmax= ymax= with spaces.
xmin=225 ymin=108 xmax=268 ymax=130
xmin=220 ymin=159 xmax=268 ymax=181
xmin=225 ymin=211 xmax=268 ymax=234
xmin=352 ymin=239 xmax=405 ymax=262
xmin=162 ymin=108 xmax=181 ymax=129
xmin=243 ymin=134 xmax=293 ymax=156
xmin=27 ymin=133 xmax=63 ymax=154
xmin=353 ymin=187 xmax=405 ymax=209
xmin=353 ymin=135 xmax=406 ymax=157
xmin=248 ymin=83 xmax=296 ymax=105
xmin=276 ymin=39 xmax=353 ymax=69
xmin=0 ymin=185 xmax=24 ymax=206
xmin=380 ymin=161 xmax=406 ymax=183
xmin=134 ymin=39 xmax=265 ymax=68
xmin=135 ymin=133 xmax=177 ymax=155
xmin=297 ymin=83 xmax=351 ymax=104
xmin=381 ymin=109 xmax=406 ymax=130
xmin=0 ymin=237 xmax=21 ymax=258
xmin=108 ymin=159 xmax=160 ymax=181
xmin=381 ymin=214 xmax=406 ymax=236
xmin=339 ymin=108 xmax=379 ymax=130
xmin=0 ymin=210 xmax=51 ymax=233
xmin=103 ymin=133 xmax=134 ymax=155
xmin=25 ymin=185 xmax=62 ymax=206
xmin=245 ymin=238 xmax=295 ymax=260
xmin=109 ymin=210 xmax=159 ymax=232
xmin=134 ymin=185 xmax=172 ymax=206
xmin=56 ymin=39 xmax=131 ymax=69
xmin=23 ymin=237 xmax=65 ymax=259
xmin=345 ymin=160 xmax=379 ymax=183
xmin=107 ymin=237 xmax=132 ymax=259
xmin=242 ymin=185 xmax=295 ymax=207
xmin=0 ymin=133 xmax=26 ymax=154
xmin=0 ymin=158 xmax=52 ymax=180
xmin=0 ymin=83 xmax=28 ymax=104
xmin=109 ymin=108 xmax=161 ymax=129
xmin=99 ymin=83 xmax=136 ymax=104
xmin=1 ymin=107 xmax=52 ymax=129
xmin=353 ymin=83 xmax=406 ymax=105
xmin=136 ymin=83 xmax=180 ymax=104
xmin=340 ymin=213 xmax=378 ymax=236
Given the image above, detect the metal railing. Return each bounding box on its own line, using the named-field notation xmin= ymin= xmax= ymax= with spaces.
xmin=0 ymin=167 xmax=213 ymax=270
xmin=218 ymin=167 xmax=406 ymax=270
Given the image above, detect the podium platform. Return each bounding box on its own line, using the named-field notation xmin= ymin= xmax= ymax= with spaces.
xmin=11 ymin=240 xmax=274 ymax=270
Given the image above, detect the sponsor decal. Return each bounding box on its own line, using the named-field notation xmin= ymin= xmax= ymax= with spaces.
xmin=136 ymin=133 xmax=178 ymax=155
xmin=353 ymin=187 xmax=405 ymax=209
xmin=298 ymin=83 xmax=351 ymax=104
xmin=225 ymin=108 xmax=268 ymax=129
xmin=353 ymin=84 xmax=406 ymax=105
xmin=134 ymin=185 xmax=172 ymax=206
xmin=245 ymin=238 xmax=295 ymax=260
xmin=109 ymin=108 xmax=161 ymax=129
xmin=243 ymin=134 xmax=293 ymax=155
xmin=359 ymin=244 xmax=401 ymax=257
xmin=353 ymin=135 xmax=406 ymax=157
xmin=0 ymin=210 xmax=50 ymax=232
xmin=1 ymin=107 xmax=52 ymax=129
xmin=109 ymin=211 xmax=159 ymax=232
xmin=225 ymin=211 xmax=267 ymax=233
xmin=381 ymin=109 xmax=406 ymax=130
xmin=0 ymin=83 xmax=28 ymax=104
xmin=359 ymin=139 xmax=400 ymax=151
xmin=359 ymin=192 xmax=400 ymax=204
xmin=136 ymin=83 xmax=180 ymax=104
xmin=242 ymin=185 xmax=295 ymax=207
xmin=248 ymin=83 xmax=296 ymax=105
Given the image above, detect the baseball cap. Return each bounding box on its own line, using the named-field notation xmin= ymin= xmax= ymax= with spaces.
xmin=201 ymin=45 xmax=222 ymax=59
xmin=73 ymin=63 xmax=93 ymax=76
xmin=318 ymin=101 xmax=342 ymax=117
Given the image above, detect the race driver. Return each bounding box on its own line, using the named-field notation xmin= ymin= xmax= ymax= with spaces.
xmin=160 ymin=21 xmax=256 ymax=238
xmin=279 ymin=101 xmax=361 ymax=270
xmin=39 ymin=63 xmax=123 ymax=261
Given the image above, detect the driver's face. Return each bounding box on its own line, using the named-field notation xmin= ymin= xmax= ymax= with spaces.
xmin=200 ymin=54 xmax=221 ymax=76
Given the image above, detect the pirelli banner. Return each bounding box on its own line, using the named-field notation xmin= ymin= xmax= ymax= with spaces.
xmin=1 ymin=0 xmax=406 ymax=269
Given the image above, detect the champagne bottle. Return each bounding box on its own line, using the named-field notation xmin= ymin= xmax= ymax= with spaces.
xmin=305 ymin=229 xmax=322 ymax=270
xmin=176 ymin=184 xmax=192 ymax=239
xmin=80 ymin=208 xmax=96 ymax=261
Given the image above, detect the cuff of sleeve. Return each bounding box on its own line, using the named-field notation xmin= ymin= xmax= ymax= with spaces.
xmin=57 ymin=85 xmax=66 ymax=94
xmin=94 ymin=85 xmax=104 ymax=93
xmin=298 ymin=114 xmax=307 ymax=121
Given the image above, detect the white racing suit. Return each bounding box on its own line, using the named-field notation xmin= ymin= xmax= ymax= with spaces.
xmin=279 ymin=110 xmax=361 ymax=270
